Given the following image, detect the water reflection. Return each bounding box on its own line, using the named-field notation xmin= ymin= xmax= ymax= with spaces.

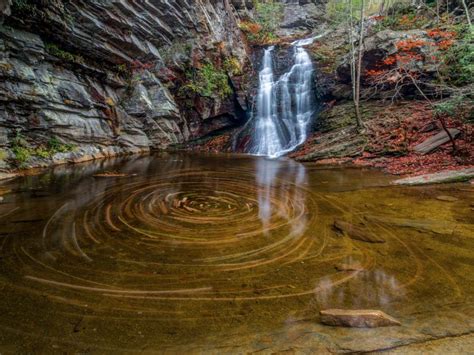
xmin=256 ymin=158 xmax=308 ymax=238
xmin=314 ymin=266 xmax=404 ymax=310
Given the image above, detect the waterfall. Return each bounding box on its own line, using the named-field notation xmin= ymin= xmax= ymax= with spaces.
xmin=249 ymin=38 xmax=315 ymax=158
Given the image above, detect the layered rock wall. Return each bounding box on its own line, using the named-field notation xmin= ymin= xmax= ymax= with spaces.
xmin=0 ymin=0 xmax=250 ymax=168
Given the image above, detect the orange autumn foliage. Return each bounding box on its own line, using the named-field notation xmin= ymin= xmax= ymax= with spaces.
xmin=366 ymin=28 xmax=457 ymax=81
xmin=239 ymin=21 xmax=262 ymax=35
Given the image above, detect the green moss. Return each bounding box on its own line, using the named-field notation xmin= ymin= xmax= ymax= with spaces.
xmin=239 ymin=1 xmax=283 ymax=44
xmin=47 ymin=137 xmax=76 ymax=154
xmin=10 ymin=133 xmax=76 ymax=168
xmin=35 ymin=147 xmax=50 ymax=159
xmin=180 ymin=63 xmax=232 ymax=99
xmin=45 ymin=43 xmax=84 ymax=65
xmin=12 ymin=146 xmax=31 ymax=167
xmin=253 ymin=0 xmax=283 ymax=33
xmin=12 ymin=0 xmax=36 ymax=13
xmin=12 ymin=0 xmax=67 ymax=19
xmin=223 ymin=57 xmax=243 ymax=76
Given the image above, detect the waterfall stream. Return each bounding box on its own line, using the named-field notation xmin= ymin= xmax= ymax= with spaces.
xmin=249 ymin=38 xmax=315 ymax=158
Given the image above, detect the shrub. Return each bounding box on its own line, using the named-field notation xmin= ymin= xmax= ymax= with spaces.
xmin=180 ymin=63 xmax=232 ymax=99
xmin=10 ymin=133 xmax=76 ymax=168
xmin=253 ymin=0 xmax=283 ymax=33
xmin=223 ymin=57 xmax=242 ymax=76
xmin=239 ymin=0 xmax=283 ymax=44
xmin=440 ymin=25 xmax=474 ymax=86
xmin=434 ymin=95 xmax=473 ymax=122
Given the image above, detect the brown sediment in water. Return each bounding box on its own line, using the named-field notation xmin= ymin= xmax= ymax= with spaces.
xmin=0 ymin=153 xmax=472 ymax=353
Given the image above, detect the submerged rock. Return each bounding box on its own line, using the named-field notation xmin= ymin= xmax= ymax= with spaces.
xmin=320 ymin=309 xmax=401 ymax=328
xmin=436 ymin=195 xmax=459 ymax=202
xmin=365 ymin=215 xmax=454 ymax=235
xmin=334 ymin=220 xmax=385 ymax=243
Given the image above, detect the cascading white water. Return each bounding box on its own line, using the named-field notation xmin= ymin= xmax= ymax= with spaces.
xmin=250 ymin=38 xmax=315 ymax=158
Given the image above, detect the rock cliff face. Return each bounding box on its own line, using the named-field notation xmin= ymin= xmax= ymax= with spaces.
xmin=0 ymin=0 xmax=250 ymax=168
xmin=233 ymin=0 xmax=328 ymax=37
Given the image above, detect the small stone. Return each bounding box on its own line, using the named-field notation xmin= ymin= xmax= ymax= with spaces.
xmin=320 ymin=309 xmax=401 ymax=328
xmin=334 ymin=220 xmax=385 ymax=243
xmin=436 ymin=195 xmax=459 ymax=202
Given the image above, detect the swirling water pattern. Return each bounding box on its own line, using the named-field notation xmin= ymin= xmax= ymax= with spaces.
xmin=0 ymin=153 xmax=473 ymax=352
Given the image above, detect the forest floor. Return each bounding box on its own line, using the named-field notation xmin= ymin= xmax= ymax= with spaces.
xmin=291 ymin=100 xmax=474 ymax=177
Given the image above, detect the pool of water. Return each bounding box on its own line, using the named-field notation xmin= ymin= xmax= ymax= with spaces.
xmin=0 ymin=153 xmax=473 ymax=353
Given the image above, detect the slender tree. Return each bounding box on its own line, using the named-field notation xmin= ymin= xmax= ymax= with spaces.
xmin=354 ymin=0 xmax=365 ymax=129
xmin=460 ymin=0 xmax=472 ymax=26
xmin=347 ymin=0 xmax=357 ymax=125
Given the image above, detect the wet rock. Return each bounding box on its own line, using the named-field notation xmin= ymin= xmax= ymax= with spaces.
xmin=393 ymin=168 xmax=474 ymax=186
xmin=0 ymin=0 xmax=11 ymax=21
xmin=292 ymin=102 xmax=369 ymax=161
xmin=277 ymin=1 xmax=326 ymax=37
xmin=365 ymin=215 xmax=455 ymax=235
xmin=320 ymin=309 xmax=401 ymax=328
xmin=0 ymin=172 xmax=17 ymax=180
xmin=93 ymin=172 xmax=131 ymax=178
xmin=413 ymin=129 xmax=460 ymax=155
xmin=334 ymin=220 xmax=385 ymax=243
xmin=436 ymin=195 xmax=459 ymax=202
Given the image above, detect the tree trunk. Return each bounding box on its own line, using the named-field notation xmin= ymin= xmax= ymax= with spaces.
xmin=354 ymin=0 xmax=365 ymax=129
xmin=436 ymin=0 xmax=440 ymax=23
xmin=460 ymin=0 xmax=472 ymax=26
xmin=348 ymin=0 xmax=356 ymax=111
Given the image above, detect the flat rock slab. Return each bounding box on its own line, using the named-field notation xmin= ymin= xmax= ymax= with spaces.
xmin=334 ymin=220 xmax=385 ymax=243
xmin=320 ymin=309 xmax=401 ymax=328
xmin=413 ymin=128 xmax=460 ymax=155
xmin=393 ymin=168 xmax=474 ymax=186
xmin=436 ymin=195 xmax=459 ymax=202
xmin=93 ymin=172 xmax=135 ymax=178
xmin=0 ymin=173 xmax=18 ymax=181
xmin=365 ymin=215 xmax=454 ymax=235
